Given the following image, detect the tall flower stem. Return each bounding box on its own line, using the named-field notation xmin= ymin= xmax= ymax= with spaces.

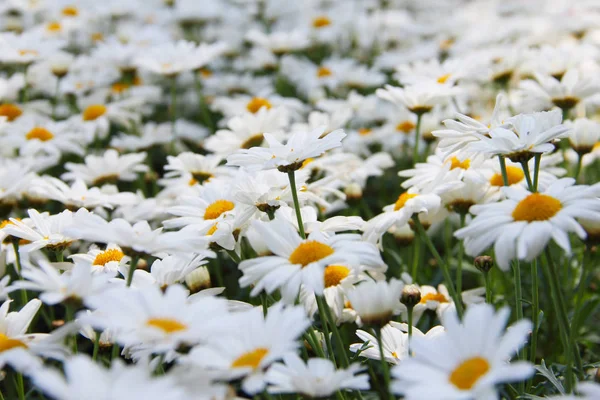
xmin=52 ymin=77 xmax=61 ymax=119
xmin=374 ymin=328 xmax=391 ymax=400
xmin=315 ymin=296 xmax=336 ymax=365
xmin=410 ymin=231 xmax=420 ymax=281
xmin=11 ymin=241 xmax=28 ymax=305
xmin=320 ymin=295 xmax=350 ymax=367
xmin=287 ymin=170 xmax=306 ymax=239
xmin=574 ymin=153 xmax=583 ymax=183
xmin=456 ymin=213 xmax=466 ymax=294
xmin=513 ymin=260 xmax=524 ymax=360
xmin=484 ymin=271 xmax=492 ymax=304
xmin=412 ymin=113 xmax=423 ymax=163
xmin=533 ymin=154 xmax=542 ymax=191
xmin=169 ymin=75 xmax=178 ymax=154
xmin=126 ymin=255 xmax=140 ymax=287
xmin=193 ymin=73 xmax=215 ymax=133
xmin=541 ymin=250 xmax=574 ymax=392
xmin=412 ymin=215 xmax=464 ymax=318
xmin=529 ymin=260 xmax=539 ymax=367
xmin=498 ymin=155 xmax=509 ymax=187
xmin=520 ymin=161 xmax=534 ymax=192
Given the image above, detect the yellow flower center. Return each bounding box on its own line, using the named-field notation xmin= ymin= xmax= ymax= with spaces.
xmin=301 ymin=158 xmax=314 ymax=169
xmin=317 ymin=66 xmax=332 ymax=77
xmin=324 ymin=265 xmax=350 ymax=288
xmin=25 ymin=126 xmax=54 ymax=141
xmin=18 ymin=49 xmax=38 ymax=57
xmin=358 ymin=128 xmax=372 ymax=136
xmin=449 ymin=357 xmax=490 ymax=390
xmin=489 ymin=166 xmax=524 ymax=186
xmin=512 ymin=193 xmax=562 ymax=222
xmin=204 ymin=200 xmax=235 ymax=220
xmin=62 ymin=6 xmax=79 ymax=16
xmin=419 ymin=292 xmax=448 ymax=304
xmin=394 ymin=193 xmax=418 ymax=211
xmin=0 ymin=103 xmax=23 ymax=121
xmin=93 ymin=249 xmax=125 ymax=266
xmin=391 ymin=351 xmax=399 ymax=359
xmin=437 ymin=73 xmax=451 ymax=84
xmin=231 ymin=347 xmax=269 ymax=369
xmin=396 ymin=120 xmax=416 ymax=134
xmin=593 ymin=142 xmax=600 ymax=152
xmin=111 ymin=82 xmax=131 ymax=94
xmin=199 ymin=68 xmax=212 ymax=78
xmin=289 ymin=241 xmax=334 ymax=267
xmin=246 ymin=97 xmax=272 ymax=113
xmin=188 ymin=178 xmax=198 ymax=186
xmin=241 ymin=133 xmax=264 ymax=149
xmin=91 ymin=32 xmax=104 ymax=42
xmin=82 ymin=104 xmax=107 ymax=121
xmin=207 ymin=224 xmax=218 ymax=236
xmin=312 ymin=16 xmax=331 ymax=28
xmin=46 ymin=21 xmax=62 ymax=32
xmin=0 ymin=333 xmax=27 ymax=353
xmin=146 ymin=318 xmax=187 ymax=333
xmin=448 ymin=157 xmax=470 ymax=170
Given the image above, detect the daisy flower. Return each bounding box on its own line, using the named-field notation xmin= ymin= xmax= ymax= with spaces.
xmin=455 ymin=178 xmax=600 ymax=270
xmin=30 ymin=355 xmax=188 ymax=400
xmin=345 ymin=278 xmax=405 ymax=326
xmin=83 ymin=284 xmax=228 ymax=354
xmin=69 ymin=243 xmax=130 ymax=275
xmin=128 ymin=254 xmax=209 ymax=290
xmin=226 ymin=126 xmax=346 ymax=173
xmin=238 ymin=217 xmax=384 ymax=303
xmin=265 ymin=354 xmax=370 ymax=396
xmin=2 ymin=209 xmax=76 ymax=253
xmin=376 ymin=83 xmax=458 ymax=115
xmin=181 ymin=302 xmax=310 ymax=394
xmin=391 ymin=304 xmax=534 ymax=399
xmin=163 ymin=152 xmax=231 ymax=185
xmin=566 ymin=118 xmax=600 ymax=155
xmin=61 ymin=149 xmax=148 ymax=186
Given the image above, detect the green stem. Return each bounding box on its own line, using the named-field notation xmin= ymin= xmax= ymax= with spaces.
xmin=530 ymin=259 xmax=539 ymax=367
xmin=533 ymin=154 xmax=542 ymax=192
xmin=411 ymin=229 xmax=420 ymax=281
xmin=456 ymin=213 xmax=466 ymax=294
xmin=315 ymin=296 xmax=336 ymax=365
xmin=320 ymin=295 xmax=350 ymax=367
xmin=574 ymin=153 xmax=583 ymax=183
xmin=287 ymin=171 xmax=306 ymax=239
xmin=412 ymin=216 xmax=463 ymax=318
xmin=126 ymin=255 xmax=139 ymax=287
xmin=92 ymin=331 xmax=100 ymax=361
xmin=407 ymin=306 xmax=413 ymax=339
xmin=374 ymin=328 xmax=391 ymax=400
xmin=484 ymin=271 xmax=492 ymax=304
xmin=193 ymin=72 xmax=215 ymax=133
xmin=412 ymin=113 xmax=423 ymax=163
xmin=513 ymin=260 xmax=524 ymax=366
xmin=111 ymin=343 xmax=120 ymax=361
xmin=52 ymin=77 xmax=61 ymax=119
xmin=170 ymin=76 xmax=178 ymax=154
xmin=541 ymin=250 xmax=573 ymax=392
xmin=498 ymin=155 xmax=509 ymax=186
xmin=520 ymin=161 xmax=534 ymax=192
xmin=12 ymin=241 xmax=28 ymax=305
xmin=226 ymin=249 xmax=241 ymax=264
xmin=306 ymin=327 xmax=326 ymax=358
xmin=16 ymin=373 xmax=25 ymax=400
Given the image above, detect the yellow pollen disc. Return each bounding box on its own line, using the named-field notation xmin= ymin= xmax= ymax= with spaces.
xmin=391 ymin=351 xmax=398 ymax=358
xmin=448 ymin=157 xmax=470 ymax=170
xmin=26 ymin=127 xmax=54 ymax=141
xmin=199 ymin=68 xmax=212 ymax=78
xmin=241 ymin=133 xmax=264 ymax=149
xmin=593 ymin=142 xmax=600 ymax=152
xmin=289 ymin=241 xmax=334 ymax=267
xmin=420 ymin=292 xmax=448 ymax=304
xmin=188 ymin=178 xmax=198 ymax=186
xmin=0 ymin=104 xmax=23 ymax=121
xmin=93 ymin=249 xmax=124 ymax=266
xmin=301 ymin=158 xmax=314 ymax=168
xmin=246 ymin=97 xmax=272 ymax=113
xmin=111 ymin=82 xmax=131 ymax=94
xmin=62 ymin=6 xmax=79 ymax=16
xmin=207 ymin=224 xmax=218 ymax=236
xmin=358 ymin=128 xmax=372 ymax=136
xmin=146 ymin=318 xmax=187 ymax=333
xmin=512 ymin=193 xmax=562 ymax=222
xmin=0 ymin=219 xmax=16 ymax=229
xmin=18 ymin=49 xmax=39 ymax=56
xmin=394 ymin=193 xmax=418 ymax=211
xmin=46 ymin=22 xmax=62 ymax=32
xmin=396 ymin=120 xmax=416 ymax=134
xmin=312 ymin=16 xmax=331 ymax=28
xmin=231 ymin=347 xmax=269 ymax=369
xmin=324 ymin=265 xmax=350 ymax=288
xmin=0 ymin=333 xmax=28 ymax=353
xmin=449 ymin=357 xmax=490 ymax=390
xmin=490 ymin=166 xmax=524 ymax=186
xmin=317 ymin=66 xmax=332 ymax=77
xmin=204 ymin=200 xmax=235 ymax=220
xmin=82 ymin=104 xmax=107 ymax=121
xmin=437 ymin=73 xmax=451 ymax=84
xmin=91 ymin=32 xmax=104 ymax=42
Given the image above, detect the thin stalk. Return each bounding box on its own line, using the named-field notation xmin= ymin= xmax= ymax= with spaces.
xmin=320 ymin=295 xmax=350 ymax=367
xmin=412 ymin=113 xmax=423 ymax=163
xmin=513 ymin=260 xmax=524 ymax=363
xmin=407 ymin=306 xmax=414 ymax=339
xmin=574 ymin=153 xmax=583 ymax=183
xmin=16 ymin=373 xmax=25 ymax=400
xmin=456 ymin=213 xmax=466 ymax=294
xmin=498 ymin=155 xmax=509 ymax=186
xmin=412 ymin=215 xmax=463 ymax=318
xmin=169 ymin=75 xmax=178 ymax=154
xmin=226 ymin=249 xmax=241 ymax=264
xmin=126 ymin=255 xmax=140 ymax=287
xmin=533 ymin=154 xmax=542 ymax=192
xmin=541 ymin=250 xmax=573 ymax=392
xmin=193 ymin=72 xmax=215 ymax=133
xmin=92 ymin=331 xmax=100 ymax=361
xmin=374 ymin=328 xmax=391 ymax=400
xmin=530 ymin=260 xmax=539 ymax=364
xmin=410 ymin=230 xmax=420 ymax=281
xmin=111 ymin=343 xmax=120 ymax=361
xmin=315 ymin=296 xmax=336 ymax=365
xmin=484 ymin=271 xmax=492 ymax=304
xmin=12 ymin=241 xmax=28 ymax=305
xmin=287 ymin=171 xmax=306 ymax=239
xmin=520 ymin=161 xmax=534 ymax=191
xmin=52 ymin=77 xmax=61 ymax=119
xmin=306 ymin=327 xmax=326 ymax=358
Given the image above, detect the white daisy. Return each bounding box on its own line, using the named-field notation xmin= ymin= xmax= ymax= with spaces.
xmin=61 ymin=149 xmax=148 ymax=186
xmin=345 ymin=278 xmax=405 ymax=326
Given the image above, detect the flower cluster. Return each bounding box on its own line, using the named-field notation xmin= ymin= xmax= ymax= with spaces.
xmin=0 ymin=0 xmax=599 ymax=399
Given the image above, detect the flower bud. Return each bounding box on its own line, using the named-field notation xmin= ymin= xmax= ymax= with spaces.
xmin=345 ymin=183 xmax=363 ymax=204
xmin=401 ymin=284 xmax=421 ymax=308
xmin=474 ymin=256 xmax=494 ymax=273
xmin=185 ymin=266 xmax=211 ymax=293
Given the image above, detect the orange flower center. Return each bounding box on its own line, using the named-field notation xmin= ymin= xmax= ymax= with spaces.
xmin=396 ymin=120 xmax=416 ymax=134
xmin=146 ymin=318 xmax=187 ymax=333
xmin=93 ymin=249 xmax=125 ymax=266
xmin=26 ymin=127 xmax=54 ymax=141
xmin=204 ymin=200 xmax=235 ymax=220
xmin=246 ymin=97 xmax=272 ymax=113
xmin=324 ymin=265 xmax=350 ymax=288
xmin=512 ymin=193 xmax=562 ymax=222
xmin=82 ymin=104 xmax=107 ymax=121
xmin=231 ymin=347 xmax=269 ymax=369
xmin=448 ymin=157 xmax=470 ymax=170
xmin=289 ymin=241 xmax=334 ymax=267
xmin=317 ymin=67 xmax=332 ymax=77
xmin=449 ymin=357 xmax=490 ymax=390
xmin=312 ymin=16 xmax=331 ymax=28
xmin=490 ymin=166 xmax=524 ymax=186
xmin=394 ymin=193 xmax=418 ymax=211
xmin=420 ymin=292 xmax=448 ymax=304
xmin=0 ymin=103 xmax=23 ymax=121
xmin=0 ymin=333 xmax=28 ymax=353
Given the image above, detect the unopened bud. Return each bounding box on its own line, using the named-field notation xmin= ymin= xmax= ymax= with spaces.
xmin=474 ymin=256 xmax=494 ymax=273
xmin=401 ymin=284 xmax=421 ymax=308
xmin=345 ymin=183 xmax=363 ymax=204
xmin=185 ymin=266 xmax=211 ymax=293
